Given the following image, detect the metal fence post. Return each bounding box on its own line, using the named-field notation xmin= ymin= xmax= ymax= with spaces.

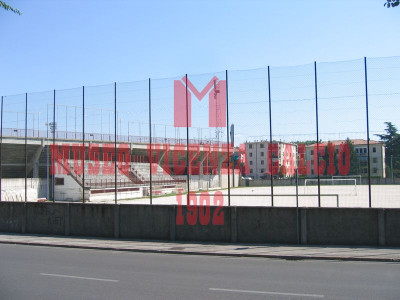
xmin=114 ymin=82 xmax=118 ymax=205
xmin=268 ymin=66 xmax=274 ymax=206
xmin=25 ymin=93 xmax=27 ymax=203
xmin=0 ymin=96 xmax=3 ymax=202
xmin=82 ymin=86 xmax=85 ymax=203
xmin=314 ymin=62 xmax=321 ymax=207
xmin=52 ymin=90 xmax=56 ymax=202
xmin=226 ymin=70 xmax=231 ymax=206
xmin=364 ymin=57 xmax=372 ymax=208
xmin=185 ymin=74 xmax=190 ymax=203
xmin=148 ymin=78 xmax=153 ymax=205
xmin=46 ymin=105 xmax=49 ymax=200
xmin=296 ymin=144 xmax=300 ymax=244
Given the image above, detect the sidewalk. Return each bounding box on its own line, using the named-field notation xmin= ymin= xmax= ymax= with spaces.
xmin=0 ymin=233 xmax=399 ymax=262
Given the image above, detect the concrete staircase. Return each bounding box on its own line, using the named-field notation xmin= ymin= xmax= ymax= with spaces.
xmin=130 ymin=162 xmax=175 ymax=184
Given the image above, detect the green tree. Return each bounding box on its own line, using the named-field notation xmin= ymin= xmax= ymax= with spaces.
xmin=323 ymin=141 xmax=338 ymax=176
xmin=390 ymin=135 xmax=400 ymax=177
xmin=376 ymin=122 xmax=400 ymax=178
xmin=346 ymin=138 xmax=361 ymax=176
xmin=0 ymin=1 xmax=21 ymax=15
xmin=294 ymin=140 xmax=317 ymax=146
xmin=376 ymin=122 xmax=398 ymax=143
xmin=278 ymin=165 xmax=286 ymax=179
xmin=385 ymin=0 xmax=399 ymax=8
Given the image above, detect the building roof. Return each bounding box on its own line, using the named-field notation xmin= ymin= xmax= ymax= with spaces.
xmin=306 ymin=139 xmax=384 ymax=147
xmin=245 ymin=141 xmax=296 ymax=146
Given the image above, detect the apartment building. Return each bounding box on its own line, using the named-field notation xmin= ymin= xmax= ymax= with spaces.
xmin=305 ymin=139 xmax=386 ymax=178
xmin=245 ymin=141 xmax=297 ymax=178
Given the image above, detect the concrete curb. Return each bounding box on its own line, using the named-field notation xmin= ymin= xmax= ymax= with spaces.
xmin=1 ymin=240 xmax=399 ymax=263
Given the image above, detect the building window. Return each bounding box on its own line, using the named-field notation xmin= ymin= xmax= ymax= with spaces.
xmin=311 ymin=150 xmax=314 ymax=155
xmin=249 ymin=144 xmax=253 ymax=149
xmin=260 ymin=144 xmax=264 ymax=148
xmin=356 ymin=148 xmax=359 ymax=153
xmin=250 ymin=161 xmax=253 ymax=165
xmin=261 ymin=152 xmax=264 ymax=157
xmin=364 ymin=148 xmax=367 ymax=154
xmin=249 ymin=152 xmax=253 ymax=157
xmin=260 ymin=169 xmax=265 ymax=173
xmin=55 ymin=178 xmax=64 ymax=186
xmin=107 ymin=152 xmax=112 ymax=161
xmin=373 ymin=168 xmax=377 ymax=174
xmin=373 ymin=157 xmax=377 ymax=163
xmin=373 ymin=147 xmax=376 ymax=153
xmin=250 ymin=169 xmax=253 ymax=173
xmin=261 ymin=160 xmax=264 ymax=165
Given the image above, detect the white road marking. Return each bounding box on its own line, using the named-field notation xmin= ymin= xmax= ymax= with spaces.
xmin=40 ymin=273 xmax=118 ymax=282
xmin=209 ymin=288 xmax=324 ymax=298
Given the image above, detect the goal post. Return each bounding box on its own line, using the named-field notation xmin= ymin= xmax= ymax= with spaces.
xmin=305 ymin=178 xmax=357 ymax=186
xmin=332 ymin=175 xmax=362 ymax=185
xmin=304 ymin=178 xmax=358 ymax=196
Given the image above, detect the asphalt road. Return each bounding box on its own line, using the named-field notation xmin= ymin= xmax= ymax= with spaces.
xmin=0 ymin=244 xmax=399 ymax=300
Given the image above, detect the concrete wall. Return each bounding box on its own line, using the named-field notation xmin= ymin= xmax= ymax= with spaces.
xmin=175 ymin=206 xmax=232 ymax=242
xmin=384 ymin=209 xmax=400 ymax=246
xmin=1 ymin=178 xmax=47 ymax=202
xmin=302 ymin=208 xmax=378 ymax=246
xmin=1 ymin=202 xmax=400 ymax=247
xmin=174 ymin=174 xmax=239 ymax=191
xmin=119 ymin=205 xmax=171 ymax=240
xmin=90 ymin=188 xmax=144 ymax=202
xmin=69 ymin=204 xmax=115 ymax=237
xmin=26 ymin=203 xmax=66 ymax=235
xmin=221 ymin=171 xmax=240 ymax=189
xmin=236 ymin=207 xmax=298 ymax=243
xmin=0 ymin=202 xmax=24 ymax=233
xmin=54 ymin=174 xmax=84 ymax=202
xmin=239 ymin=177 xmax=400 ymax=187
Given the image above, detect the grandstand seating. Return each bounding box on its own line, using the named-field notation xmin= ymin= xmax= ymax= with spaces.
xmin=62 ymin=159 xmax=180 ymax=189
xmin=130 ymin=162 xmax=175 ymax=183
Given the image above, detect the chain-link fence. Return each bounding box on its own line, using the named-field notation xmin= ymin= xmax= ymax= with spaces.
xmin=1 ymin=56 xmax=399 ymax=208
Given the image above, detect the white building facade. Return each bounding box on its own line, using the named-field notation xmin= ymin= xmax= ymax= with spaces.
xmin=304 ymin=139 xmax=386 ymax=178
xmin=245 ymin=141 xmax=297 ymax=179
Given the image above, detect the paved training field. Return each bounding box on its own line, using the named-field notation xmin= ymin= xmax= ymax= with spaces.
xmin=92 ymin=185 xmax=400 ymax=208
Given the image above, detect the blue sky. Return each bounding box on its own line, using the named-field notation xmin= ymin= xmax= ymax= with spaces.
xmin=1 ymin=0 xmax=399 ymax=95
xmin=0 ymin=0 xmax=399 ymax=144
